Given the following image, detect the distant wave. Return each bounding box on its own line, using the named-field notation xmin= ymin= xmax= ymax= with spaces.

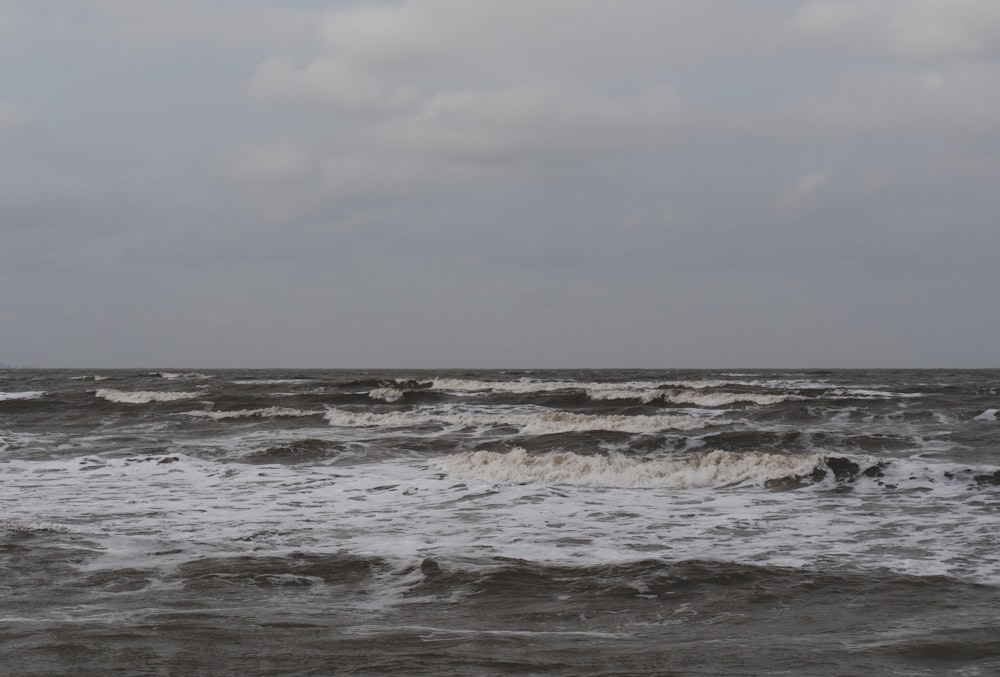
xmin=324 ymin=407 xmax=730 ymax=434
xmin=149 ymin=372 xmax=211 ymax=380
xmin=95 ymin=389 xmax=202 ymax=404
xmin=423 ymin=378 xmax=798 ymax=406
xmin=590 ymin=389 xmax=798 ymax=406
xmin=231 ymin=378 xmax=315 ymax=385
xmin=0 ymin=518 xmax=72 ymax=533
xmin=0 ymin=391 xmax=46 ymax=401
xmin=369 ymin=387 xmax=406 ymax=402
xmin=184 ymin=407 xmax=321 ymax=420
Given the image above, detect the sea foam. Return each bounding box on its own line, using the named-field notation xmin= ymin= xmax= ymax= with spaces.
xmin=369 ymin=388 xmax=406 ymax=402
xmin=424 ymin=378 xmax=798 ymax=406
xmin=0 ymin=391 xmax=46 ymax=401
xmin=95 ymin=389 xmax=202 ymax=404
xmin=324 ymin=408 xmax=729 ymax=434
xmin=184 ymin=407 xmax=320 ymax=420
xmin=433 ymin=448 xmax=821 ymax=488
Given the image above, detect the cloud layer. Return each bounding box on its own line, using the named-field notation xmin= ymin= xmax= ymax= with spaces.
xmin=2 ymin=1 xmax=999 ymax=367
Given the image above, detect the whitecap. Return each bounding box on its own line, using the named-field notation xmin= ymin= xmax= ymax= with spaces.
xmin=0 ymin=391 xmax=46 ymax=401
xmin=369 ymin=388 xmax=406 ymax=403
xmin=150 ymin=372 xmax=211 ymax=380
xmin=95 ymin=389 xmax=202 ymax=404
xmin=0 ymin=518 xmax=72 ymax=533
xmin=183 ymin=407 xmax=320 ymax=420
xmin=433 ymin=448 xmax=821 ymax=489
xmin=324 ymin=407 xmax=730 ymax=434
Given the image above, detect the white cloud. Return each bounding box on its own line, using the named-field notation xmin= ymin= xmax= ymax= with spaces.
xmin=888 ymin=0 xmax=1000 ymax=60
xmin=778 ymin=172 xmax=832 ymax=211
xmin=786 ymin=0 xmax=1000 ymax=60
xmin=379 ymin=84 xmax=684 ymax=163
xmin=228 ymin=141 xmax=319 ymax=185
xmin=787 ymin=63 xmax=1000 ymax=136
xmin=249 ymin=54 xmax=421 ymax=113
xmin=785 ymin=0 xmax=889 ymax=48
xmin=319 ymin=2 xmax=447 ymax=69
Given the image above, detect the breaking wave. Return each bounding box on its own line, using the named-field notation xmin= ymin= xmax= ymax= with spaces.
xmin=149 ymin=372 xmax=211 ymax=380
xmin=324 ymin=408 xmax=731 ymax=434
xmin=434 ymin=449 xmax=1000 ymax=492
xmin=184 ymin=407 xmax=321 ymax=420
xmin=0 ymin=391 xmax=46 ymax=401
xmin=95 ymin=389 xmax=202 ymax=404
xmin=422 ymin=378 xmax=797 ymax=406
xmin=369 ymin=388 xmax=406 ymax=402
xmin=433 ymin=448 xmax=823 ymax=488
xmin=0 ymin=518 xmax=72 ymax=533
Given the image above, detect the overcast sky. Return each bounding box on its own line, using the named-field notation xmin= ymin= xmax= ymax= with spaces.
xmin=2 ymin=0 xmax=999 ymax=368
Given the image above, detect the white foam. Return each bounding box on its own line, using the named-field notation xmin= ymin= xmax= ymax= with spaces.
xmin=425 ymin=376 xmax=827 ymax=396
xmin=369 ymin=388 xmax=406 ymax=403
xmin=589 ymin=389 xmax=797 ymax=406
xmin=829 ymin=388 xmax=924 ymax=399
xmin=0 ymin=518 xmax=72 ymax=533
xmin=324 ymin=407 xmax=730 ymax=434
xmin=69 ymin=375 xmax=109 ymax=381
xmin=150 ymin=372 xmax=210 ymax=380
xmin=973 ymin=409 xmax=998 ymax=422
xmin=0 ymin=391 xmax=45 ymax=401
xmin=95 ymin=389 xmax=202 ymax=404
xmin=4 ymin=449 xmax=1000 ymax=587
xmin=423 ymin=378 xmax=802 ymax=407
xmin=433 ymin=448 xmax=821 ymax=489
xmin=184 ymin=407 xmax=320 ymax=420
xmin=428 ymin=377 xmax=726 ymax=395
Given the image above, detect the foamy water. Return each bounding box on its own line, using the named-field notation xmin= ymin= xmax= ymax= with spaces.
xmin=3 ymin=368 xmax=1000 ymax=675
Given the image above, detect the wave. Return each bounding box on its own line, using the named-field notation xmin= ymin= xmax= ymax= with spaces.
xmin=0 ymin=391 xmax=46 ymax=401
xmin=422 ymin=378 xmax=798 ymax=406
xmin=434 ymin=448 xmax=1000 ymax=493
xmin=973 ymin=409 xmax=998 ymax=422
xmin=433 ymin=448 xmax=824 ymax=488
xmin=324 ymin=408 xmax=730 ymax=434
xmin=149 ymin=371 xmax=211 ymax=380
xmin=827 ymin=388 xmax=924 ymax=399
xmin=369 ymin=387 xmax=406 ymax=403
xmin=428 ymin=377 xmax=722 ymax=395
xmin=95 ymin=389 xmax=202 ymax=404
xmin=0 ymin=518 xmax=72 ymax=533
xmin=184 ymin=407 xmax=321 ymax=420
xmin=231 ymin=378 xmax=315 ymax=385
xmin=590 ymin=389 xmax=797 ymax=406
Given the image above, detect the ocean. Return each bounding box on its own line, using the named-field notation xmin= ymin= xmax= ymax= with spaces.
xmin=2 ymin=368 xmax=999 ymax=675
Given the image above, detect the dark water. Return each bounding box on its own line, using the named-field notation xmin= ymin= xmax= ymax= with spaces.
xmin=2 ymin=369 xmax=1000 ymax=675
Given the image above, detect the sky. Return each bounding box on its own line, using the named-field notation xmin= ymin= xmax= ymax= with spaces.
xmin=2 ymin=0 xmax=999 ymax=368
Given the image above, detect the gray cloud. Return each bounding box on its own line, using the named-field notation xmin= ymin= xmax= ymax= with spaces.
xmin=2 ymin=0 xmax=998 ymax=367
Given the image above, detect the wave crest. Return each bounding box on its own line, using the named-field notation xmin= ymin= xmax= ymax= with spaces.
xmin=95 ymin=389 xmax=202 ymax=404
xmin=433 ymin=448 xmax=822 ymax=489
xmin=184 ymin=407 xmax=320 ymax=420
xmin=0 ymin=391 xmax=46 ymax=401
xmin=324 ymin=408 xmax=728 ymax=434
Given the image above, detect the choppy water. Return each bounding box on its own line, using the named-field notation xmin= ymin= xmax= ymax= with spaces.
xmin=2 ymin=368 xmax=1000 ymax=675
